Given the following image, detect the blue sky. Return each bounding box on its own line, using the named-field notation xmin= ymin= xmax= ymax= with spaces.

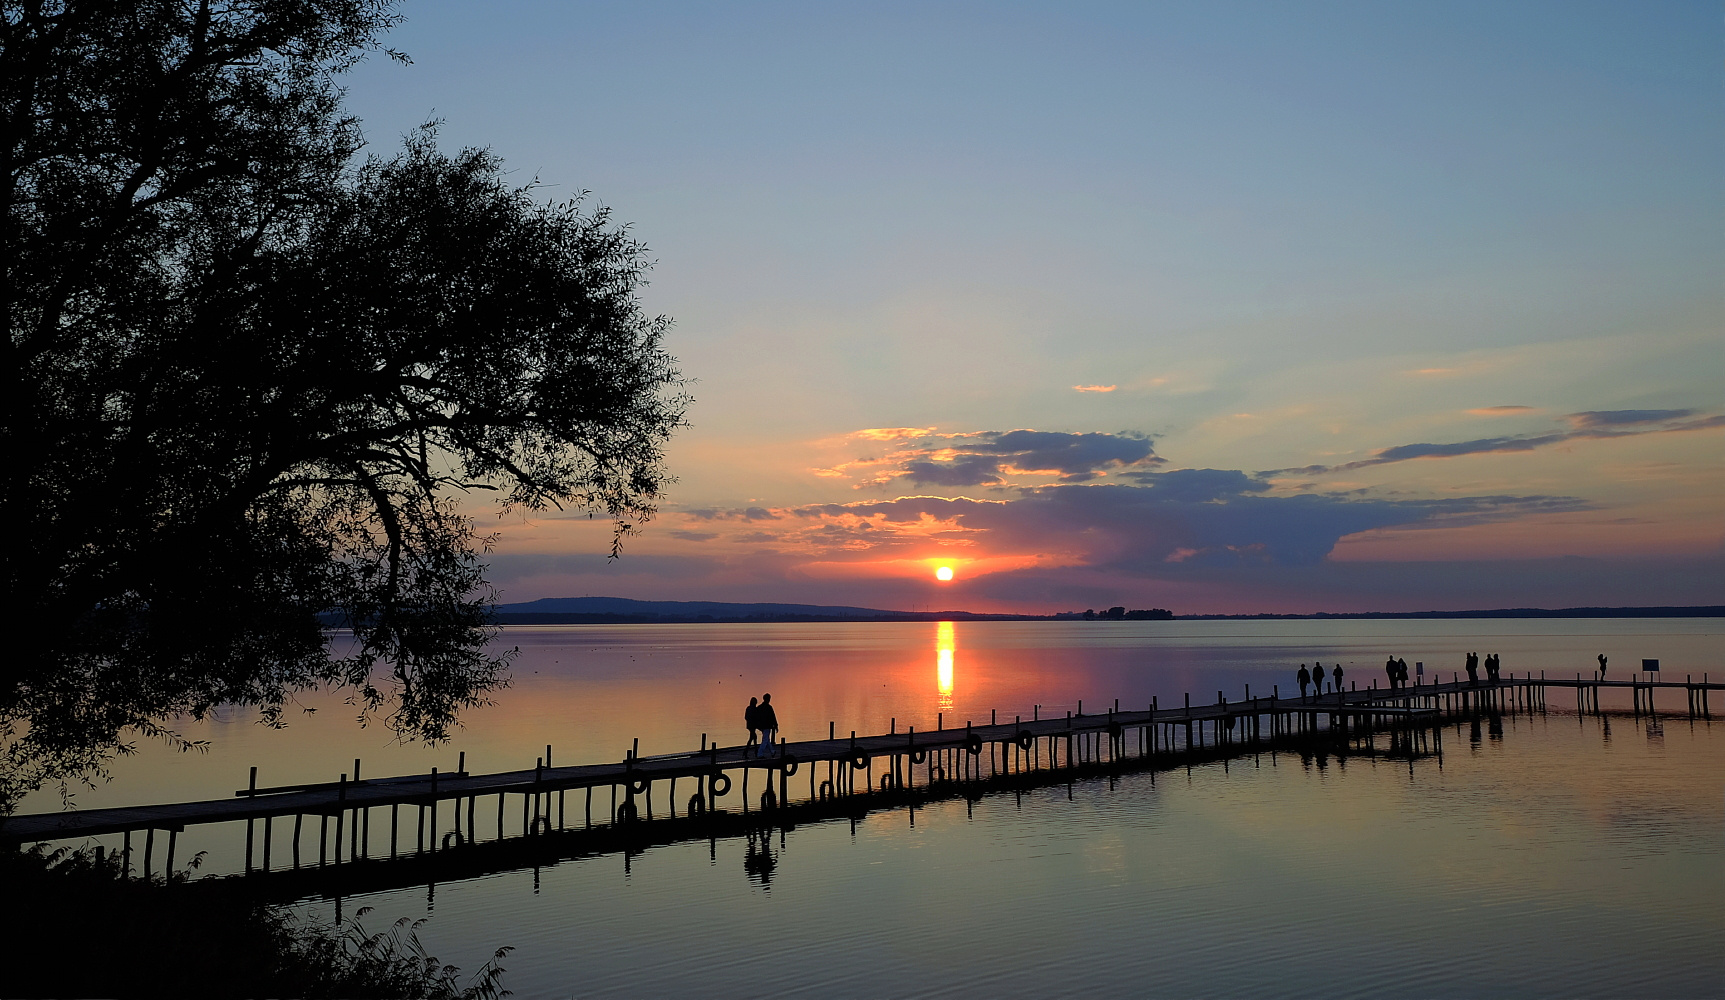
xmin=342 ymin=1 xmax=1722 ymax=612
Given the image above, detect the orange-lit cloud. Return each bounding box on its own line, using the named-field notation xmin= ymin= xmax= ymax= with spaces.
xmin=1073 ymin=384 xmax=1117 ymax=393
xmin=852 ymin=427 xmax=939 ymax=441
xmin=1467 ymin=405 xmax=1536 ymax=415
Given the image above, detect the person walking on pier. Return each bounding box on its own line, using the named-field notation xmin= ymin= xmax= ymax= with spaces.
xmin=1385 ymin=656 xmax=1398 ymax=690
xmin=1397 ymin=657 xmax=1409 ymax=688
xmin=756 ymin=693 xmax=780 ymax=757
xmin=1466 ymin=652 xmax=1479 ymax=685
xmin=1332 ymin=664 xmax=1345 ymax=694
xmin=745 ymin=696 xmax=761 ymax=751
xmin=1297 ymin=664 xmax=1311 ymax=699
xmin=1598 ymin=653 xmax=1608 ymax=680
xmin=1313 ymin=663 xmax=1328 ymax=695
xmin=1486 ymin=653 xmax=1500 ymax=683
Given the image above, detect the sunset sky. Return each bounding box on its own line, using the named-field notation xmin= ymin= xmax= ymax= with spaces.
xmin=345 ymin=1 xmax=1721 ymax=614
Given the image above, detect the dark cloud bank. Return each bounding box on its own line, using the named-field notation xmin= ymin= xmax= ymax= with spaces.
xmin=798 ymin=470 xmax=1585 ymax=569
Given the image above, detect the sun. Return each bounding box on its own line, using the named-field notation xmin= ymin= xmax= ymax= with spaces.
xmin=935 ymin=565 xmax=954 ymax=581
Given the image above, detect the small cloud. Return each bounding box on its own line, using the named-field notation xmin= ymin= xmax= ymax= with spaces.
xmin=1467 ymin=405 xmax=1535 ymax=416
xmin=668 ymin=530 xmax=718 ymax=542
xmin=1073 ymin=384 xmax=1117 ymax=393
xmin=1567 ymin=409 xmax=1694 ymax=428
xmin=1407 ymin=367 xmax=1459 ymax=376
xmin=1371 ymin=435 xmax=1564 ymax=463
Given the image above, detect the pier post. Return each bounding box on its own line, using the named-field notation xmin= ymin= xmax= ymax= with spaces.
xmin=352 ymin=760 xmax=363 ymax=858
xmin=335 ymin=774 xmax=346 ymax=866
xmin=245 ymin=766 xmax=257 ymax=873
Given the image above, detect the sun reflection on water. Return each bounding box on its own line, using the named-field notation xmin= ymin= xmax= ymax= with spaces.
xmin=936 ymin=620 xmax=955 ymax=709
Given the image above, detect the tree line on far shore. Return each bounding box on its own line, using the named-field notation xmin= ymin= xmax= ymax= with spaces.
xmin=1073 ymin=607 xmax=1175 ymax=621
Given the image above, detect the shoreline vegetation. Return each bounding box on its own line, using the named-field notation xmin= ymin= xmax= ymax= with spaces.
xmin=486 ymin=597 xmax=1724 ymax=625
xmin=4 ymin=845 xmax=508 ymax=1000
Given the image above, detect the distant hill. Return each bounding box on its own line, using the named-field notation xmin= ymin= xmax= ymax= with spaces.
xmin=489 ymin=597 xmax=1722 ymax=625
xmin=492 ymin=596 xmax=1039 ymax=624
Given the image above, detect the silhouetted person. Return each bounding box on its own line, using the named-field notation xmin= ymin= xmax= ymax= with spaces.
xmin=1465 ymin=652 xmax=1479 ymax=685
xmin=1297 ymin=664 xmax=1311 ymax=698
xmin=1332 ymin=665 xmax=1345 ymax=694
xmin=1598 ymin=653 xmax=1607 ymax=680
xmin=1313 ymin=663 xmax=1328 ymax=696
xmin=744 ymin=696 xmax=760 ymax=750
xmin=756 ymin=693 xmax=779 ymax=757
xmin=1397 ymin=657 xmax=1409 ymax=689
xmin=1486 ymin=653 xmax=1500 ymax=683
xmin=1385 ymin=656 xmax=1398 ymax=689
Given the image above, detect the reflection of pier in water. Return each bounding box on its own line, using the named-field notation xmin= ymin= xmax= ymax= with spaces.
xmin=6 ymin=671 xmax=1713 ymax=897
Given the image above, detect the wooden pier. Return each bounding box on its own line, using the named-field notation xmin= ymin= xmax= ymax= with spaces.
xmin=3 ymin=671 xmax=1714 ymax=884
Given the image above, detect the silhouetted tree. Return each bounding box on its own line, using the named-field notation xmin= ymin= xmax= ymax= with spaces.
xmin=3 ymin=1 xmax=687 ymax=810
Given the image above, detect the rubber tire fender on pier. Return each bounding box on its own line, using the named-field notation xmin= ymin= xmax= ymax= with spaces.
xmin=964 ymin=733 xmax=983 ymax=755
xmin=627 ymin=776 xmax=650 ymax=795
xmin=1015 ymin=731 xmax=1034 ymax=750
xmin=910 ymin=748 xmax=928 ymax=764
xmin=1107 ymin=721 xmax=1123 ymax=738
xmin=616 ymin=801 xmax=638 ymax=823
xmin=779 ymin=754 xmax=799 ymax=775
xmin=849 ymin=751 xmax=869 ymax=770
xmin=708 ymin=771 xmax=732 ymax=797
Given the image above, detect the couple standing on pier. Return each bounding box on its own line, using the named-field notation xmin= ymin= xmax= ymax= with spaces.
xmin=745 ymin=694 xmax=780 ymax=758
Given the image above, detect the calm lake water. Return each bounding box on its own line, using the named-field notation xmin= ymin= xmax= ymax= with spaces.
xmin=28 ymin=619 xmax=1725 ymax=997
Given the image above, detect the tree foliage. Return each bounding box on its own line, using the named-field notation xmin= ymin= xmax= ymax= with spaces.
xmin=2 ymin=0 xmax=687 ymax=810
xmin=4 ymin=844 xmax=512 ymax=998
